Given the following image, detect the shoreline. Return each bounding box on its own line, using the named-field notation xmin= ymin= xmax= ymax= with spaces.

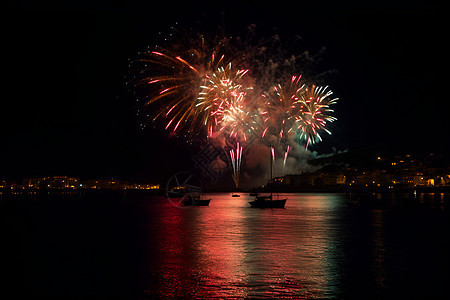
xmin=1 ymin=186 xmax=449 ymax=194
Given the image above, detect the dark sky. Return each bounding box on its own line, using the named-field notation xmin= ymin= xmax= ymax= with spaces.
xmin=3 ymin=1 xmax=447 ymax=183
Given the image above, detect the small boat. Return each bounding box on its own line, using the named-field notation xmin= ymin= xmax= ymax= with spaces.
xmin=249 ymin=193 xmax=286 ymax=208
xmin=165 ymin=172 xmax=211 ymax=207
xmin=249 ymin=146 xmax=287 ymax=208
xmin=182 ymin=194 xmax=211 ymax=206
xmin=232 ymin=193 xmax=240 ymax=197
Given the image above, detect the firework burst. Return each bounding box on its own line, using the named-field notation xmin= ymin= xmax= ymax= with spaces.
xmin=130 ymin=31 xmax=340 ymax=188
xmin=294 ymin=84 xmax=338 ymax=149
xmin=198 ymin=63 xmax=254 ymax=139
xmin=263 ymin=75 xmax=305 ymax=141
xmin=130 ymin=37 xmax=231 ymax=138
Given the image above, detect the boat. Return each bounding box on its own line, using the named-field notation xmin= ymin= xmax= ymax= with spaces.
xmin=165 ymin=172 xmax=211 ymax=207
xmin=249 ymin=193 xmax=286 ymax=208
xmin=182 ymin=193 xmax=211 ymax=206
xmin=232 ymin=193 xmax=240 ymax=197
xmin=248 ymin=146 xmax=287 ymax=208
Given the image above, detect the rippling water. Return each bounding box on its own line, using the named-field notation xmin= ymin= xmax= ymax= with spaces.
xmin=1 ymin=191 xmax=449 ymax=298
xmin=140 ymin=192 xmax=450 ymax=299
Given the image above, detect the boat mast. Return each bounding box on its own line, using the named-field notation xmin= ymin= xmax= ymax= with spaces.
xmin=270 ymin=145 xmax=273 ymax=199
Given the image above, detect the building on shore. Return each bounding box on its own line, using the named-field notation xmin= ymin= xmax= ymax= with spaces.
xmin=261 ymin=152 xmax=450 ymax=191
xmin=0 ymin=176 xmax=160 ymax=191
xmin=40 ymin=176 xmax=80 ymax=189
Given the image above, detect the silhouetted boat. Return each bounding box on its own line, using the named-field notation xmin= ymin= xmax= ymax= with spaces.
xmin=249 ymin=193 xmax=287 ymax=208
xmin=165 ymin=172 xmax=211 ymax=207
xmin=249 ymin=146 xmax=287 ymax=208
xmin=232 ymin=193 xmax=240 ymax=197
xmin=182 ymin=194 xmax=211 ymax=206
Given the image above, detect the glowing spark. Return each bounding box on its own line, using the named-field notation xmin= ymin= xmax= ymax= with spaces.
xmin=261 ymin=127 xmax=268 ymax=138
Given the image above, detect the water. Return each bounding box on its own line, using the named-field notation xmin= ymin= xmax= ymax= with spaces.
xmin=1 ymin=191 xmax=449 ymax=298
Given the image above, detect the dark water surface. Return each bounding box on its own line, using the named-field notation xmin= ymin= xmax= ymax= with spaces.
xmin=1 ymin=191 xmax=449 ymax=299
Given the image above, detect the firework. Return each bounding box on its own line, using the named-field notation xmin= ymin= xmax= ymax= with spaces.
xmin=294 ymin=84 xmax=338 ymax=149
xmin=262 ymin=76 xmax=338 ymax=150
xmin=262 ymin=75 xmax=305 ymax=140
xmin=130 ymin=31 xmax=340 ymax=188
xmin=198 ymin=63 xmax=254 ymax=139
xmin=131 ymin=38 xmax=230 ymax=138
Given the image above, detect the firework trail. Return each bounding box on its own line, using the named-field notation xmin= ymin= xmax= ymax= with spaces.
xmin=283 ymin=145 xmax=290 ymax=175
xmin=229 ymin=142 xmax=243 ymax=188
xmin=271 ymin=146 xmax=275 ymax=158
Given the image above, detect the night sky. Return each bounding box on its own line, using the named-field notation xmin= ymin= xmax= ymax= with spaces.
xmin=3 ymin=1 xmax=447 ymax=183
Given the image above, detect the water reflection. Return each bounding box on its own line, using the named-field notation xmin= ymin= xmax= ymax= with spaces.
xmin=144 ymin=193 xmax=347 ymax=298
xmin=371 ymin=210 xmax=387 ymax=293
xmin=2 ymin=191 xmax=449 ymax=298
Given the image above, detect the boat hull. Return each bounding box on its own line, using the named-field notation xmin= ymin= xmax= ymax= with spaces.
xmin=182 ymin=199 xmax=211 ymax=206
xmin=248 ymin=199 xmax=287 ymax=208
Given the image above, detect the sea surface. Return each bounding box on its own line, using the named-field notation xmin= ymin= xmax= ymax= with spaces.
xmin=1 ymin=191 xmax=449 ymax=299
